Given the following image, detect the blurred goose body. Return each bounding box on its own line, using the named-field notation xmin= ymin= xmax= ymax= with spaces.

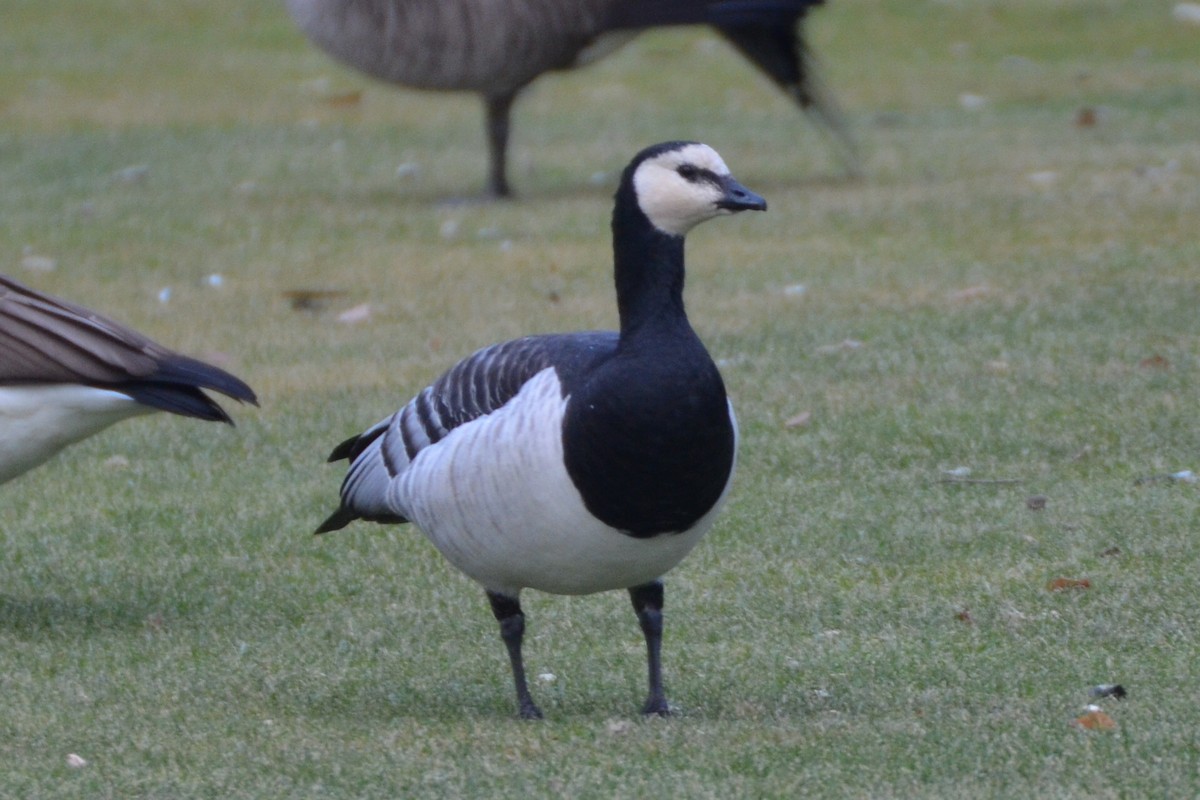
xmin=285 ymin=0 xmax=853 ymax=195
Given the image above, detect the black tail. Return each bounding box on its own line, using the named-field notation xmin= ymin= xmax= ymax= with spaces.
xmin=605 ymin=1 xmax=859 ymax=177
xmin=605 ymin=0 xmax=825 ymax=29
xmin=715 ymin=20 xmax=861 ymax=176
xmin=315 ymin=505 xmax=359 ymax=534
xmin=118 ymin=352 xmax=257 ymax=424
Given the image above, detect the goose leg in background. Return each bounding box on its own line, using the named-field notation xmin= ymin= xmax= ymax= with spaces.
xmin=630 ymin=580 xmax=669 ymax=716
xmin=487 ymin=590 xmax=543 ymax=719
xmin=483 ymin=91 xmax=518 ymax=198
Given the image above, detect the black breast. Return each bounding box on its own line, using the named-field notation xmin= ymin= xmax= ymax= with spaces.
xmin=560 ymin=333 xmax=735 ymax=539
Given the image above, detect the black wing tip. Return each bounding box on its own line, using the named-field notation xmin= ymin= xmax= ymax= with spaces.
xmin=314 ymin=507 xmax=407 ymax=534
xmin=155 ymin=353 xmax=258 ymax=404
xmin=315 ymin=506 xmax=358 ymax=534
xmin=227 ymin=382 xmax=259 ymax=407
xmin=116 ymin=382 xmax=249 ymax=424
xmin=326 ymin=434 xmax=361 ymax=463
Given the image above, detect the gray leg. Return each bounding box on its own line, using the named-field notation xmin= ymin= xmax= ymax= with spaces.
xmin=629 ymin=580 xmax=669 ymax=716
xmin=487 ymin=590 xmax=542 ymax=719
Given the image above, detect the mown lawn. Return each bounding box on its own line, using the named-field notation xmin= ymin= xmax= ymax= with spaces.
xmin=1 ymin=1 xmax=1198 ymax=797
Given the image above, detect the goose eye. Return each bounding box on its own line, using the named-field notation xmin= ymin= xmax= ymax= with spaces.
xmin=676 ymin=164 xmax=699 ymax=181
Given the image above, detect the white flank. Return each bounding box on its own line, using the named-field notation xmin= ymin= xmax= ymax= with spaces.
xmin=390 ymin=368 xmax=730 ymax=596
xmin=0 ymin=385 xmax=150 ymax=484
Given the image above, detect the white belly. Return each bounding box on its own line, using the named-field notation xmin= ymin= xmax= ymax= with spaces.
xmin=0 ymin=385 xmax=149 ymax=484
xmin=392 ymin=369 xmax=725 ymax=596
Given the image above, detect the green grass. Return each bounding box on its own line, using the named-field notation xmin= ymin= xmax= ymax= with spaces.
xmin=2 ymin=0 xmax=1199 ymax=796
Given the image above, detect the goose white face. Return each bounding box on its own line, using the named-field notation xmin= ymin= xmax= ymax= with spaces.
xmin=632 ymin=143 xmax=755 ymax=236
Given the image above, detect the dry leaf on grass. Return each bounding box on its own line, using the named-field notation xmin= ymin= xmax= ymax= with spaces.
xmin=322 ymin=90 xmax=362 ymax=107
xmin=1073 ymin=708 xmax=1117 ymax=731
xmin=1138 ymin=354 xmax=1170 ymax=370
xmin=785 ymin=411 xmax=813 ymax=429
xmin=281 ymin=289 xmax=346 ymax=312
xmin=337 ymin=303 xmax=373 ymax=324
xmin=1047 ymin=577 xmax=1091 ymax=592
xmin=955 ymin=608 xmax=974 ymax=625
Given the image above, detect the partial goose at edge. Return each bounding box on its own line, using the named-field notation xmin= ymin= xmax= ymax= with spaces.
xmin=0 ymin=274 xmax=257 ymax=485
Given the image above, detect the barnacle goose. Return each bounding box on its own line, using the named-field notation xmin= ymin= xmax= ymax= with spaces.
xmin=285 ymin=0 xmax=854 ymax=197
xmin=317 ymin=141 xmax=766 ymax=718
xmin=0 ymin=274 xmax=257 ymax=485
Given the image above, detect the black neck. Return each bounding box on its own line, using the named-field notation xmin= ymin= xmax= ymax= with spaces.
xmin=611 ymin=187 xmax=690 ymax=342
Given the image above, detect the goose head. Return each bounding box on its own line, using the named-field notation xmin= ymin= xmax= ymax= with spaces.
xmin=626 ymin=141 xmax=767 ymax=237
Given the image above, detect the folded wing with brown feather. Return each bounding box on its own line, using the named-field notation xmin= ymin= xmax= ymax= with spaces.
xmin=0 ymin=274 xmax=257 ymax=422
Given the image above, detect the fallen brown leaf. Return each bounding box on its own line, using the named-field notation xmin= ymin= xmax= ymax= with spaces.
xmin=323 ymin=90 xmax=363 ymax=108
xmin=281 ymin=289 xmax=346 ymax=312
xmin=1047 ymin=577 xmax=1091 ymax=592
xmin=1138 ymin=354 xmax=1170 ymax=370
xmin=1073 ymin=710 xmax=1116 ymax=731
